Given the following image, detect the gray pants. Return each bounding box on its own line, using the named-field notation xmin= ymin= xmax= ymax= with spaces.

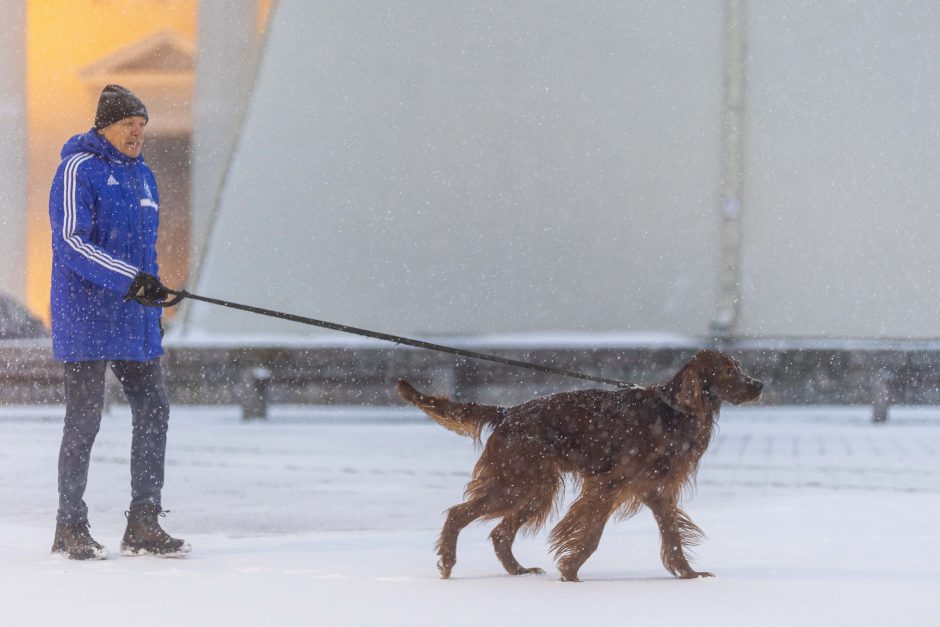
xmin=57 ymin=359 xmax=170 ymax=525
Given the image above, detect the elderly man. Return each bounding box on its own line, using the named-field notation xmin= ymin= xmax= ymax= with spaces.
xmin=48 ymin=84 xmax=189 ymax=560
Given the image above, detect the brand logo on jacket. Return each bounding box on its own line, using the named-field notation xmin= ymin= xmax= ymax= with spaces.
xmin=107 ymin=175 xmax=119 ymax=186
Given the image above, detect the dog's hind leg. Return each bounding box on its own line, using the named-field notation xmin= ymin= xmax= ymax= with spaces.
xmin=644 ymin=494 xmax=712 ymax=579
xmin=490 ymin=511 xmax=547 ymax=576
xmin=436 ymin=494 xmax=509 ymax=579
xmin=490 ymin=477 xmax=557 ymax=576
xmin=491 ymin=516 xmax=540 ymax=575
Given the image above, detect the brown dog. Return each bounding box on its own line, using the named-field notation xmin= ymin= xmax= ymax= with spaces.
xmin=397 ymin=350 xmax=762 ymax=581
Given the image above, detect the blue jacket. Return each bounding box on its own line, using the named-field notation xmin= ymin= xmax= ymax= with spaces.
xmin=48 ymin=129 xmax=163 ymax=362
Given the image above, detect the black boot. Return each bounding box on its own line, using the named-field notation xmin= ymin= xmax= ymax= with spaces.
xmin=121 ymin=504 xmax=191 ymax=557
xmin=51 ymin=521 xmax=108 ymax=560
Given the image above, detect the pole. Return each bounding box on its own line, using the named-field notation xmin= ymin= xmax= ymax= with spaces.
xmin=711 ymin=0 xmax=747 ymax=337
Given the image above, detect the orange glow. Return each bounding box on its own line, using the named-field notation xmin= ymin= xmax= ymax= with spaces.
xmin=258 ymin=0 xmax=276 ymax=35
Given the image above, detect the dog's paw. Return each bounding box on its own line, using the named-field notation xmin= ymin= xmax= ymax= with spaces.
xmin=513 ymin=567 xmax=545 ymax=576
xmin=679 ymin=570 xmax=714 ymax=579
xmin=437 ymin=557 xmax=454 ymax=579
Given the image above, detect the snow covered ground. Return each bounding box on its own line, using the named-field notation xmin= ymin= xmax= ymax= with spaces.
xmin=1 ymin=402 xmax=938 ymax=626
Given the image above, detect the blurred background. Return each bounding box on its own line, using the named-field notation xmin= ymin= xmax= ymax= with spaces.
xmin=2 ymin=0 xmax=273 ymax=335
xmin=4 ymin=0 xmax=940 ymax=340
xmin=3 ymin=1 xmax=940 ymax=408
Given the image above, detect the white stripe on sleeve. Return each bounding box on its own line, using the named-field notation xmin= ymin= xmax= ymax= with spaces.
xmin=62 ymin=153 xmax=139 ymax=279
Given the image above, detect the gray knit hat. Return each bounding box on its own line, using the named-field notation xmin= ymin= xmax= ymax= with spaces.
xmin=93 ymin=84 xmax=148 ymax=130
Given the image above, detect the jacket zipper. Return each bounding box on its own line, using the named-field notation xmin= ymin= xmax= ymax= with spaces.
xmin=130 ymin=161 xmax=149 ymax=353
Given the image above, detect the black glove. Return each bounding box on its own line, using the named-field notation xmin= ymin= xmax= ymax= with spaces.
xmin=124 ymin=272 xmax=169 ymax=305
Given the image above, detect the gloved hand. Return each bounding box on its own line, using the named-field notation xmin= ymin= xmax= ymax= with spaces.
xmin=124 ymin=272 xmax=169 ymax=305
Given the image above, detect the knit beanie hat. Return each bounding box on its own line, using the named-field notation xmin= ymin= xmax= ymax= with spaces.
xmin=93 ymin=84 xmax=149 ymax=130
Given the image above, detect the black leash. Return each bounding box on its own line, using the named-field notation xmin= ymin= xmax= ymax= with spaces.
xmin=155 ymin=289 xmax=637 ymax=389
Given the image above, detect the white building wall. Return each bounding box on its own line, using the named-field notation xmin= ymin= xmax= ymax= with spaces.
xmin=184 ymin=0 xmax=724 ymax=339
xmin=191 ymin=0 xmax=261 ymax=283
xmin=0 ymin=0 xmax=27 ymax=300
xmin=741 ymin=2 xmax=940 ymax=337
xmin=185 ymin=1 xmax=940 ymax=341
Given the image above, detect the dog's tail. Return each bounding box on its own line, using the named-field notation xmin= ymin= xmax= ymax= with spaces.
xmin=396 ymin=380 xmax=501 ymax=442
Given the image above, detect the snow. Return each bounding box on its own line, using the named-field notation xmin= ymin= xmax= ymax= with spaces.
xmin=1 ymin=403 xmax=939 ymax=626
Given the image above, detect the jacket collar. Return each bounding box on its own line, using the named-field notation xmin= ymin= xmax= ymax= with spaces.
xmin=61 ymin=129 xmax=144 ymax=165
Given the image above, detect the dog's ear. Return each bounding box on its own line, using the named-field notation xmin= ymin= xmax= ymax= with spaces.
xmin=672 ymin=356 xmax=709 ymax=416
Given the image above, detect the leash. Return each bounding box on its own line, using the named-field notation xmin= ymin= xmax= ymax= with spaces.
xmin=154 ymin=289 xmax=638 ymax=389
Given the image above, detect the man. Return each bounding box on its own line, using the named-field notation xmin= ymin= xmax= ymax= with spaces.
xmin=48 ymin=84 xmax=190 ymax=560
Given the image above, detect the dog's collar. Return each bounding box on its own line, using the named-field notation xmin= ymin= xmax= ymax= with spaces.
xmin=654 ymin=388 xmax=690 ymax=415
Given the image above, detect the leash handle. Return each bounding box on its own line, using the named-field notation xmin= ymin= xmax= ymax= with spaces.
xmin=147 ymin=288 xmax=638 ymax=389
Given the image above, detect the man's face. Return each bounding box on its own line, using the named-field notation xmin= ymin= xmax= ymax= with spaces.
xmin=99 ymin=115 xmax=147 ymax=159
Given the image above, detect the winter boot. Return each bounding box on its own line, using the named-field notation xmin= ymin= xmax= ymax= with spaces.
xmin=120 ymin=504 xmax=191 ymax=557
xmin=51 ymin=521 xmax=108 ymax=560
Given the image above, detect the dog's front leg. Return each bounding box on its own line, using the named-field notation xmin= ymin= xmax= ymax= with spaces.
xmin=645 ymin=494 xmax=713 ymax=579
xmin=550 ymin=481 xmax=618 ymax=582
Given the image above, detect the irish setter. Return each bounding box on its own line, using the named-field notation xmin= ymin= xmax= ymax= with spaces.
xmin=397 ymin=350 xmax=762 ymax=582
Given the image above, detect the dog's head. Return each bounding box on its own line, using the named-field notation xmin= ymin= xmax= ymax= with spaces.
xmin=670 ymin=350 xmax=763 ymax=415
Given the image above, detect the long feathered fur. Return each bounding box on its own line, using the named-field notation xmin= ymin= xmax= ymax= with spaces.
xmin=395 ymin=380 xmax=500 ymax=443
xmin=396 ymin=351 xmax=763 ymax=582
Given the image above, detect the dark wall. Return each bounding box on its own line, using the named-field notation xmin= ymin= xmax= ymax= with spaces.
xmin=3 ymin=341 xmax=939 ymax=418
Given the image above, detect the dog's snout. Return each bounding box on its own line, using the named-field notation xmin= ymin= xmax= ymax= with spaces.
xmin=753 ymin=379 xmax=764 ymax=392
